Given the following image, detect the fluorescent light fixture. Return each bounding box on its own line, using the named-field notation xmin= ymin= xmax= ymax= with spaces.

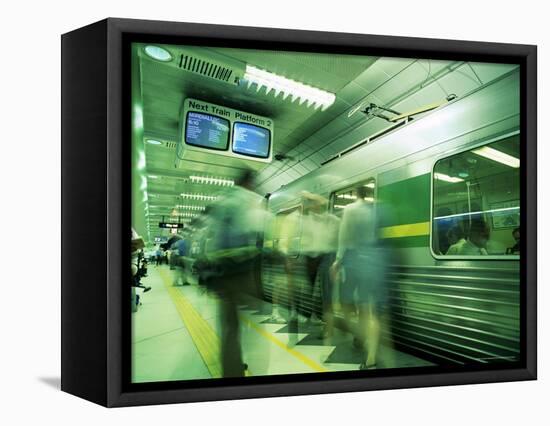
xmin=243 ymin=65 xmax=336 ymax=111
xmin=472 ymin=147 xmax=520 ymax=168
xmin=136 ymin=150 xmax=146 ymax=171
xmin=180 ymin=193 xmax=218 ymax=201
xmin=172 ymin=212 xmax=200 ymax=218
xmin=434 ymin=172 xmax=464 ymax=183
xmin=148 ymin=175 xmax=159 ymax=179
xmin=364 ymin=182 xmax=375 ymax=188
xmin=144 ymin=45 xmax=172 ymax=62
xmin=336 ymin=194 xmax=374 ymax=202
xmin=190 ymin=175 xmax=234 ymax=186
xmin=133 ymin=104 xmax=143 ymax=131
xmin=146 ymin=139 xmax=163 ymax=145
xmin=176 ymin=205 xmax=207 ymax=211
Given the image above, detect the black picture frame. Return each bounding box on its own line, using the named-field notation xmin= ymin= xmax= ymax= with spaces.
xmin=61 ymin=17 xmax=537 ymax=407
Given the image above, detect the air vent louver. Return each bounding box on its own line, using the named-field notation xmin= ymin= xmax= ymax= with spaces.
xmin=175 ymin=47 xmax=245 ymax=86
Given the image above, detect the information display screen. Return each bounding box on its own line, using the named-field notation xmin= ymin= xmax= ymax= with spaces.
xmin=185 ymin=112 xmax=230 ymax=150
xmin=232 ymin=122 xmax=271 ymax=158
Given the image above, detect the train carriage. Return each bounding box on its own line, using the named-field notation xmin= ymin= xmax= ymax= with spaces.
xmin=262 ymin=69 xmax=520 ymax=366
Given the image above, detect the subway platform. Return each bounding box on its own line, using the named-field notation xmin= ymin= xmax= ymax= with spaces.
xmin=132 ymin=265 xmax=433 ymax=383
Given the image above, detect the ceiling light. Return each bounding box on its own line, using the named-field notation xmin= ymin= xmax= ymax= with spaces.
xmin=190 ymin=175 xmax=234 ymax=186
xmin=243 ymin=65 xmax=336 ymax=111
xmin=171 ymin=212 xmax=200 ymax=218
xmin=472 ymin=146 xmax=520 ymax=168
xmin=148 ymin=175 xmax=158 ymax=179
xmin=144 ymin=45 xmax=172 ymax=62
xmin=176 ymin=205 xmax=207 ymax=211
xmin=136 ymin=150 xmax=146 ymax=171
xmin=180 ymin=193 xmax=218 ymax=201
xmin=146 ymin=139 xmax=163 ymax=145
xmin=434 ymin=172 xmax=464 ymax=183
xmin=133 ymin=104 xmax=143 ymax=131
xmin=364 ymin=182 xmax=375 ymax=188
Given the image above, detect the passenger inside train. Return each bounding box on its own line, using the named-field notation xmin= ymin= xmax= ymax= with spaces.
xmin=130 ymin=42 xmax=521 ymax=382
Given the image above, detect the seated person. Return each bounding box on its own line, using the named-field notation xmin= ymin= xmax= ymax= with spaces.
xmin=445 ymin=225 xmax=467 ymax=255
xmin=507 ymin=227 xmax=520 ymax=254
xmin=456 ymin=219 xmax=490 ymax=255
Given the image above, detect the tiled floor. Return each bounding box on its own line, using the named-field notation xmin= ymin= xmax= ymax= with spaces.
xmin=132 ymin=265 xmax=434 ymax=383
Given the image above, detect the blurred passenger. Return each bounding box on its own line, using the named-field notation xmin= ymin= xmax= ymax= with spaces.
xmin=155 ymin=245 xmax=162 ymax=266
xmin=166 ymin=247 xmax=172 ymax=268
xmin=445 ymin=224 xmax=467 ymax=255
xmin=131 ymin=229 xmax=150 ymax=311
xmin=205 ymin=169 xmax=269 ymax=377
xmin=300 ymin=192 xmax=340 ymax=337
xmin=167 ymin=234 xmax=181 ymax=271
xmin=276 ymin=208 xmax=301 ymax=326
xmin=457 ymin=218 xmax=490 ymax=255
xmin=172 ymin=234 xmax=189 ymax=286
xmin=507 ymin=227 xmax=520 ymax=254
xmin=331 ymin=185 xmax=390 ymax=370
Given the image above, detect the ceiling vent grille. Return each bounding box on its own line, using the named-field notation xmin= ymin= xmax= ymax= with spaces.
xmin=178 ymin=54 xmax=234 ymax=83
xmin=175 ymin=48 xmax=245 ymax=86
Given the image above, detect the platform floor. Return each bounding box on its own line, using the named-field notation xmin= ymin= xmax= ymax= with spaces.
xmin=132 ymin=265 xmax=434 ymax=383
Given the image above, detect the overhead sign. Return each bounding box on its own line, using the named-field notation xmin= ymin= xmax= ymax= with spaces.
xmin=158 ymin=222 xmax=183 ymax=229
xmin=176 ymin=98 xmax=273 ymax=169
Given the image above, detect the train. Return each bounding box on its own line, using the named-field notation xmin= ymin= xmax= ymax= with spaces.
xmin=261 ymin=68 xmax=521 ymax=366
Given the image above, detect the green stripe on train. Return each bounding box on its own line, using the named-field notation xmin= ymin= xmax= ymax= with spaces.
xmin=384 ymin=235 xmax=429 ymax=248
xmin=378 ymin=173 xmax=431 ymax=227
xmin=377 ymin=173 xmax=431 ymax=248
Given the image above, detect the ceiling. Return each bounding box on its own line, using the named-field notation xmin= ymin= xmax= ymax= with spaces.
xmin=132 ymin=42 xmax=518 ymax=241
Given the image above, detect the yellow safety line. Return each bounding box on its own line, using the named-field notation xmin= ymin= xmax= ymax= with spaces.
xmin=380 ymin=221 xmax=430 ymax=239
xmin=159 ymin=269 xmax=222 ymax=378
xmin=159 ymin=268 xmax=328 ymax=375
xmin=241 ymin=317 xmax=329 ymax=373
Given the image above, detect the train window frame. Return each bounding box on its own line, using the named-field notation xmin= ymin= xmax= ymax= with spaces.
xmin=330 ymin=177 xmax=377 ymax=216
xmin=429 ymin=131 xmax=521 ymax=261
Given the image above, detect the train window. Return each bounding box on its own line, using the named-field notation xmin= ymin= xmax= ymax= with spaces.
xmin=432 ymin=135 xmax=520 ymax=257
xmin=331 ymin=179 xmax=376 ymax=217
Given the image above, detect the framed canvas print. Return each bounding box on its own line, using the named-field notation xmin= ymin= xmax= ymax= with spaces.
xmin=61 ymin=18 xmax=537 ymax=407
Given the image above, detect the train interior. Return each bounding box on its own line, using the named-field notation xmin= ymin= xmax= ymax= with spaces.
xmin=130 ymin=42 xmax=520 ymax=382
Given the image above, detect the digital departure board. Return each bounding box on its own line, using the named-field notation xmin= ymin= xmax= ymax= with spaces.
xmin=185 ymin=112 xmax=230 ymax=150
xmin=232 ymin=122 xmax=271 ymax=158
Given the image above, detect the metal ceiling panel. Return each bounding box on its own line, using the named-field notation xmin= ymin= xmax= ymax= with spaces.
xmin=469 ymin=62 xmax=518 ymax=85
